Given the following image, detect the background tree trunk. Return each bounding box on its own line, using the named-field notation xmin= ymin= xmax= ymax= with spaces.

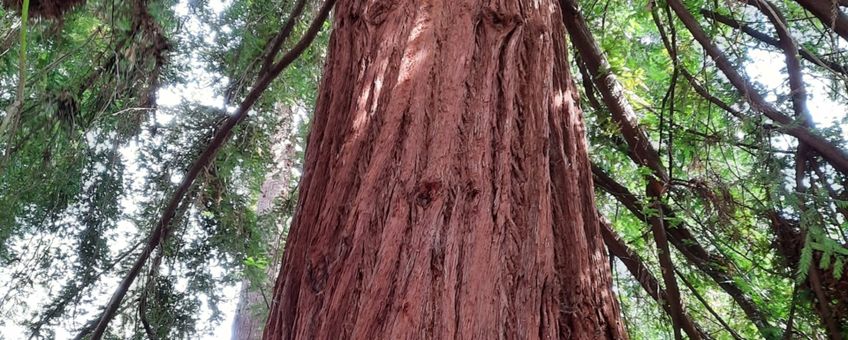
xmin=264 ymin=1 xmax=625 ymax=339
xmin=232 ymin=104 xmax=298 ymax=340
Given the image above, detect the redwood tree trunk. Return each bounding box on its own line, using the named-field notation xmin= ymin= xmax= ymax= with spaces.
xmin=263 ymin=1 xmax=625 ymax=339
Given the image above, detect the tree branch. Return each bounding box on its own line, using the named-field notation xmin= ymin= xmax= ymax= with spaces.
xmin=675 ymin=268 xmax=744 ymax=340
xmin=80 ymin=1 xmax=336 ymax=339
xmin=592 ymin=166 xmax=774 ymax=335
xmin=600 ymin=218 xmax=707 ymax=339
xmin=258 ymin=0 xmax=308 ymax=75
xmin=793 ymin=0 xmax=848 ymax=41
xmin=701 ymin=9 xmax=848 ymax=76
xmin=666 ymin=0 xmax=848 ymax=175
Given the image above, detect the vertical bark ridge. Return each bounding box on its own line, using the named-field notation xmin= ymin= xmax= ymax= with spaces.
xmin=264 ymin=1 xmax=625 ymax=339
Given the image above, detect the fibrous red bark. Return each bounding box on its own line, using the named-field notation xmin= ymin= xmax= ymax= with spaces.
xmin=263 ymin=1 xmax=625 ymax=339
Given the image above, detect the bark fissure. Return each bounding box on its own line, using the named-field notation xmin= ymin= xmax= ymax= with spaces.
xmin=264 ymin=1 xmax=625 ymax=339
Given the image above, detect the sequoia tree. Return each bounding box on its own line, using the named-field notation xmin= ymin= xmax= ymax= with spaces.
xmin=262 ymin=1 xmax=625 ymax=338
xmin=9 ymin=0 xmax=848 ymax=337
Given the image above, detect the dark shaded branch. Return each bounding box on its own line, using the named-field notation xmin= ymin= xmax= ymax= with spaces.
xmin=575 ymin=53 xmax=606 ymax=115
xmin=643 ymin=191 xmax=686 ymax=340
xmin=809 ymin=262 xmax=843 ymax=339
xmin=701 ymin=9 xmax=848 ymax=75
xmin=600 ymin=219 xmax=707 ymax=339
xmin=666 ymin=0 xmax=848 ymax=175
xmin=81 ymin=1 xmax=337 ymax=339
xmin=138 ymin=248 xmax=164 ymax=340
xmin=592 ymin=166 xmax=774 ymax=334
xmin=783 ymin=283 xmax=799 ymax=340
xmin=71 ymin=302 xmax=134 ymax=340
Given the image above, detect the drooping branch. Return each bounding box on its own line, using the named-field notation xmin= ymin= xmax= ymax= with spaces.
xmin=680 ymin=70 xmax=747 ymax=121
xmin=599 ymin=219 xmax=707 ymax=339
xmin=674 ymin=268 xmax=744 ymax=340
xmin=81 ymin=1 xmax=337 ymax=339
xmin=592 ymin=166 xmax=774 ymax=335
xmin=750 ymin=2 xmax=845 ymax=337
xmin=701 ymin=9 xmax=848 ymax=76
xmin=793 ymin=0 xmax=848 ymax=41
xmin=743 ymin=0 xmax=811 ymax=122
xmin=666 ymin=0 xmax=848 ymax=175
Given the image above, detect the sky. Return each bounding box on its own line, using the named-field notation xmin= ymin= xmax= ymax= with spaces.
xmin=128 ymin=0 xmax=242 ymax=338
xmin=746 ymin=49 xmax=848 ymax=132
xmin=0 ymin=0 xmax=242 ymax=338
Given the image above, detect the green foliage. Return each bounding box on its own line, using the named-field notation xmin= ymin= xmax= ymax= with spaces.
xmin=1 ymin=0 xmax=847 ymax=338
xmin=585 ymin=0 xmax=848 ymax=337
xmin=0 ymin=0 xmax=327 ymax=337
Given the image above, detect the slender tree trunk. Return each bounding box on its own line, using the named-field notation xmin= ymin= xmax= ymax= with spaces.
xmin=232 ymin=278 xmax=268 ymax=340
xmin=263 ymin=1 xmax=625 ymax=339
xmin=232 ymin=104 xmax=298 ymax=340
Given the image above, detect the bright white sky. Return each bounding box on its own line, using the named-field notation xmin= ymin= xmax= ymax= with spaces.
xmin=134 ymin=1 xmax=241 ymax=339
xmin=0 ymin=0 xmax=242 ymax=339
xmin=747 ymin=49 xmax=848 ymax=131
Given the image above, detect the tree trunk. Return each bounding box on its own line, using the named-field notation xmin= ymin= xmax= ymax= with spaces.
xmin=263 ymin=1 xmax=625 ymax=339
xmin=232 ymin=104 xmax=298 ymax=340
xmin=232 ymin=279 xmax=269 ymax=340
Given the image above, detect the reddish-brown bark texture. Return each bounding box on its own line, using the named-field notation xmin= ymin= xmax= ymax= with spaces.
xmin=263 ymin=1 xmax=625 ymax=339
